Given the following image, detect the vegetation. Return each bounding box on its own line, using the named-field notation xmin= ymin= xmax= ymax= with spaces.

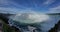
xmin=3 ymin=22 xmax=16 ymax=32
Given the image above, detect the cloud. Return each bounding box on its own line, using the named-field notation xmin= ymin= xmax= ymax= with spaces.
xmin=0 ymin=0 xmax=26 ymax=8
xmin=0 ymin=0 xmax=32 ymax=14
xmin=43 ymin=0 xmax=55 ymax=5
xmin=0 ymin=7 xmax=35 ymax=14
xmin=11 ymin=13 xmax=49 ymax=24
xmin=0 ymin=0 xmax=11 ymax=5
xmin=0 ymin=7 xmax=22 ymax=14
xmin=47 ymin=6 xmax=60 ymax=13
xmin=0 ymin=0 xmax=31 ymax=14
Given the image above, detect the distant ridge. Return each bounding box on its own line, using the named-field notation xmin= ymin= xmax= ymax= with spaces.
xmin=47 ymin=13 xmax=60 ymax=15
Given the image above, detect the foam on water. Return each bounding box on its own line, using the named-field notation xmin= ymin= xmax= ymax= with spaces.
xmin=10 ymin=13 xmax=49 ymax=24
xmin=8 ymin=12 xmax=60 ymax=32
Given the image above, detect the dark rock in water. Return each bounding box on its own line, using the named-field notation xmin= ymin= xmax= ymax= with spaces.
xmin=8 ymin=19 xmax=41 ymax=32
xmin=11 ymin=26 xmax=21 ymax=32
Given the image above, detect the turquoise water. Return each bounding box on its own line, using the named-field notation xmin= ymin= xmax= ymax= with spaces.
xmin=8 ymin=14 xmax=60 ymax=32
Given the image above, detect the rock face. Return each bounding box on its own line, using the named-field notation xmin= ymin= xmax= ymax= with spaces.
xmin=49 ymin=20 xmax=60 ymax=32
xmin=0 ymin=20 xmax=3 ymax=32
xmin=0 ymin=13 xmax=20 ymax=32
xmin=0 ymin=13 xmax=14 ymax=24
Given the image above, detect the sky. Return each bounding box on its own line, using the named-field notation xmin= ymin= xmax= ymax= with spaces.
xmin=0 ymin=0 xmax=60 ymax=14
